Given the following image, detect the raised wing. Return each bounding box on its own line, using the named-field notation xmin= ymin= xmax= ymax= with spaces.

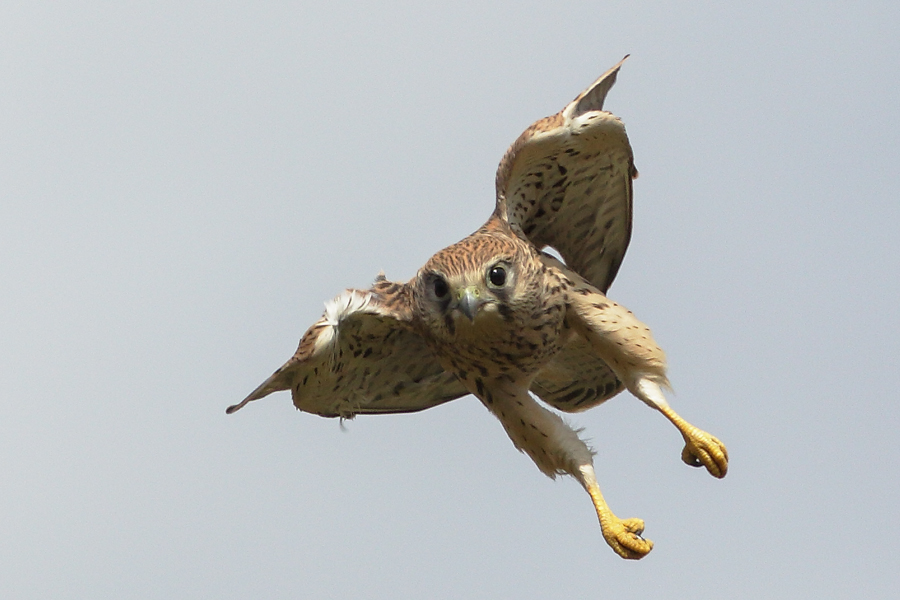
xmin=227 ymin=278 xmax=467 ymax=418
xmin=494 ymin=56 xmax=636 ymax=293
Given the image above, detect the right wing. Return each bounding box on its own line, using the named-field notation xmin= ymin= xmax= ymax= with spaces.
xmin=227 ymin=278 xmax=467 ymax=418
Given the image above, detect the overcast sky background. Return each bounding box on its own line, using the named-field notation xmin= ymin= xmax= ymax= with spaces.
xmin=2 ymin=2 xmax=898 ymax=598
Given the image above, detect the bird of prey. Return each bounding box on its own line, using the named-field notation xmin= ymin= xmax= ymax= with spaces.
xmin=228 ymin=56 xmax=727 ymax=560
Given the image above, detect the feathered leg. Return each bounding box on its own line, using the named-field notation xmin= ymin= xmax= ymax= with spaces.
xmin=557 ymin=261 xmax=729 ymax=478
xmin=474 ymin=378 xmax=653 ymax=559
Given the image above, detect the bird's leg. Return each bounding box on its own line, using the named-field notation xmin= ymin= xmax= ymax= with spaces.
xmin=560 ymin=273 xmax=729 ymax=479
xmin=473 ymin=379 xmax=653 ymax=559
xmin=633 ymin=379 xmax=728 ymax=478
xmin=577 ymin=462 xmax=653 ymax=560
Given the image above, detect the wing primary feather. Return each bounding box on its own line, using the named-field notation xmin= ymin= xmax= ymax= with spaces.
xmin=226 ymin=368 xmax=291 ymax=414
xmin=568 ymin=54 xmax=629 ymax=118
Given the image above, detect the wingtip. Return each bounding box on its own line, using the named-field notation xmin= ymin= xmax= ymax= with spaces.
xmin=226 ymin=392 xmax=257 ymax=414
xmin=568 ymin=55 xmax=631 ymax=118
xmin=226 ymin=369 xmax=290 ymax=415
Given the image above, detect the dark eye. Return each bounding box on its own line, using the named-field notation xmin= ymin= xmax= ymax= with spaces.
xmin=488 ymin=266 xmax=507 ymax=287
xmin=432 ymin=276 xmax=449 ymax=299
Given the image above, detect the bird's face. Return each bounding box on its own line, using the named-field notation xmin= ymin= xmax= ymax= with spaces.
xmin=412 ymin=229 xmax=544 ymax=344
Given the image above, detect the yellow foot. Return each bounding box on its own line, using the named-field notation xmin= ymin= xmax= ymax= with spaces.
xmin=580 ymin=465 xmax=654 ymax=560
xmin=601 ymin=515 xmax=654 ymax=560
xmin=681 ymin=430 xmax=729 ymax=478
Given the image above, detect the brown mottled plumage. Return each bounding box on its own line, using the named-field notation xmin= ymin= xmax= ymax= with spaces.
xmin=227 ymin=56 xmax=728 ymax=560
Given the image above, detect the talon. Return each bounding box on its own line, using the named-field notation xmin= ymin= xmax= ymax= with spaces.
xmin=620 ymin=517 xmax=645 ymax=536
xmin=681 ymin=445 xmax=702 ymax=467
xmin=582 ymin=470 xmax=654 ymax=560
xmin=655 ymin=404 xmax=729 ymax=479
xmin=603 ymin=516 xmax=653 ymax=560
xmin=682 ymin=430 xmax=728 ymax=478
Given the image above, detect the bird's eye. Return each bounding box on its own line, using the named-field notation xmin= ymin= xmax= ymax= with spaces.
xmin=488 ymin=265 xmax=507 ymax=287
xmin=432 ymin=276 xmax=449 ymax=299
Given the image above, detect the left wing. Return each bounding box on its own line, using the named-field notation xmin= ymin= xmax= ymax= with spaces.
xmin=494 ymin=56 xmax=636 ymax=293
xmin=227 ymin=278 xmax=467 ymax=418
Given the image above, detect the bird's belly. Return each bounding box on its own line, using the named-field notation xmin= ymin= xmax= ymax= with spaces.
xmin=435 ymin=317 xmax=565 ymax=382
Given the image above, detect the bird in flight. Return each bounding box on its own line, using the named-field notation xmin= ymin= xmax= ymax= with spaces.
xmin=227 ymin=56 xmax=727 ymax=559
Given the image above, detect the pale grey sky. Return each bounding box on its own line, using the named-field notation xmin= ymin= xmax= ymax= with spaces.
xmin=2 ymin=2 xmax=898 ymax=598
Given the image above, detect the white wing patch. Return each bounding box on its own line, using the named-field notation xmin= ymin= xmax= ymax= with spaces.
xmin=323 ymin=290 xmax=376 ymax=327
xmin=316 ymin=290 xmax=380 ymax=354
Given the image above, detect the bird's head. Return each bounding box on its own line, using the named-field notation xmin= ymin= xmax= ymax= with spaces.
xmin=412 ymin=223 xmax=543 ymax=342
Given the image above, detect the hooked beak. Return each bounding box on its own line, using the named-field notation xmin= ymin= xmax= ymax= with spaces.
xmin=455 ymin=286 xmax=485 ymax=322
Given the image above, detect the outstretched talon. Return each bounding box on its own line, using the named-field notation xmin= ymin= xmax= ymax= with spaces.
xmin=601 ymin=515 xmax=654 ymax=560
xmin=681 ymin=429 xmax=728 ymax=478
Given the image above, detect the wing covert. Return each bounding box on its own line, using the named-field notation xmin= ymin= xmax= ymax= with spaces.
xmin=495 ymin=56 xmax=636 ymax=293
xmin=227 ymin=277 xmax=467 ymax=418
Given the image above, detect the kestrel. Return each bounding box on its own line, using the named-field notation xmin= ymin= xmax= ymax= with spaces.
xmin=228 ymin=56 xmax=728 ymax=560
